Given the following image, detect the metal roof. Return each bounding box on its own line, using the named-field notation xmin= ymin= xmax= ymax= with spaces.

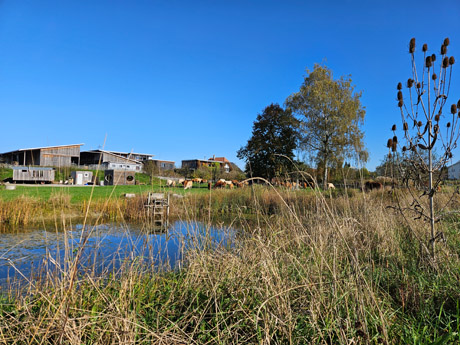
xmin=12 ymin=166 xmax=54 ymax=171
xmin=1 ymin=144 xmax=84 ymax=155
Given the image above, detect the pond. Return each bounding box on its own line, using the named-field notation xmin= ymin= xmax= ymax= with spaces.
xmin=0 ymin=221 xmax=235 ymax=289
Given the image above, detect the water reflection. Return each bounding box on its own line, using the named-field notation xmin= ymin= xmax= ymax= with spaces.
xmin=0 ymin=221 xmax=235 ymax=287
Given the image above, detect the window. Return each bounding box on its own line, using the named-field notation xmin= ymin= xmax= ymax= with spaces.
xmin=126 ymin=175 xmax=134 ymax=182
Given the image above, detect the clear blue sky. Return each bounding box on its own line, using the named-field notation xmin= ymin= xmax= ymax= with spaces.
xmin=1 ymin=0 xmax=459 ymax=170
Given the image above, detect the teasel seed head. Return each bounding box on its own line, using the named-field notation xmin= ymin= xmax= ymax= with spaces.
xmin=449 ymin=56 xmax=455 ymax=65
xmin=387 ymin=138 xmax=393 ymax=148
xmin=411 ymin=145 xmax=417 ymax=152
xmin=435 ymin=114 xmax=440 ymax=122
xmin=407 ymin=78 xmax=414 ymax=88
xmin=447 ymin=122 xmax=451 ymax=128
xmin=393 ymin=135 xmax=398 ymax=144
xmin=392 ymin=141 xmax=397 ymax=152
xmin=409 ymin=38 xmax=416 ymax=53
xmin=443 ymin=57 xmax=450 ymax=68
xmin=451 ymin=104 xmax=458 ymax=114
xmin=402 ymin=146 xmax=407 ymax=152
xmin=416 ymin=82 xmax=421 ymax=89
xmin=403 ymin=122 xmax=408 ymax=131
xmin=444 ymin=37 xmax=450 ymax=46
xmin=391 ymin=124 xmax=396 ymax=131
xmin=457 ymin=99 xmax=460 ymax=108
xmin=397 ymin=82 xmax=402 ymax=90
xmin=432 ymin=73 xmax=437 ymax=80
xmin=431 ymin=54 xmax=436 ymax=62
xmin=449 ymin=152 xmax=453 ymax=158
xmin=417 ymin=121 xmax=423 ymax=127
xmin=397 ymin=91 xmax=403 ymax=101
xmin=398 ymin=100 xmax=404 ymax=108
xmin=422 ymin=43 xmax=428 ymax=52
xmin=425 ymin=56 xmax=432 ymax=68
xmin=441 ymin=44 xmax=447 ymax=55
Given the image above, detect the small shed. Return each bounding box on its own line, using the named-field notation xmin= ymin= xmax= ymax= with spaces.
xmin=12 ymin=166 xmax=55 ymax=183
xmin=104 ymin=170 xmax=135 ymax=186
xmin=71 ymin=171 xmax=93 ymax=185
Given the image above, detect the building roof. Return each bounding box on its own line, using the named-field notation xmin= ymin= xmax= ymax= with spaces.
xmin=1 ymin=144 xmax=84 ymax=155
xmin=88 ymin=149 xmax=154 ymax=157
xmin=150 ymin=159 xmax=175 ymax=163
xmin=82 ymin=149 xmax=142 ymax=164
xmin=208 ymin=157 xmax=230 ymax=163
xmin=12 ymin=166 xmax=54 ymax=171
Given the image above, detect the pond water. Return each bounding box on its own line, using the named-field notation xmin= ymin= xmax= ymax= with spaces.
xmin=0 ymin=221 xmax=235 ymax=288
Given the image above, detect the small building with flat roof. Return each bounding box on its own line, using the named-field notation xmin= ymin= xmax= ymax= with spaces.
xmin=12 ymin=166 xmax=55 ymax=183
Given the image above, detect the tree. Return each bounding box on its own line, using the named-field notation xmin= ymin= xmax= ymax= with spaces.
xmin=237 ymin=103 xmax=299 ymax=180
xmin=286 ymin=64 xmax=368 ymax=189
xmin=388 ymin=37 xmax=459 ymax=258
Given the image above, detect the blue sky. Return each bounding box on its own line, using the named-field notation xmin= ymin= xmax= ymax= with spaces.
xmin=0 ymin=0 xmax=459 ymax=170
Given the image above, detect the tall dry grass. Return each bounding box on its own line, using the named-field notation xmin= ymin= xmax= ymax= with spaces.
xmin=1 ymin=186 xmax=460 ymax=344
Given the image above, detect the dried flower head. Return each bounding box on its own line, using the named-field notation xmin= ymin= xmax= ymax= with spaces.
xmin=443 ymin=57 xmax=450 ymax=68
xmin=447 ymin=122 xmax=451 ymax=128
xmin=432 ymin=73 xmax=437 ymax=80
xmin=397 ymin=82 xmax=402 ymax=90
xmin=416 ymin=82 xmax=421 ymax=89
xmin=391 ymin=124 xmax=396 ymax=131
xmin=425 ymin=56 xmax=432 ymax=68
xmin=406 ymin=78 xmax=413 ymax=88
xmin=417 ymin=121 xmax=423 ymax=127
xmin=402 ymin=146 xmax=407 ymax=152
xmin=422 ymin=43 xmax=428 ymax=52
xmin=449 ymin=56 xmax=455 ymax=65
xmin=431 ymin=54 xmax=436 ymax=62
xmin=444 ymin=37 xmax=450 ymax=46
xmin=441 ymin=44 xmax=447 ymax=55
xmin=387 ymin=138 xmax=393 ymax=148
xmin=392 ymin=141 xmax=397 ymax=152
xmin=449 ymin=152 xmax=453 ymax=158
xmin=458 ymin=99 xmax=460 ymax=108
xmin=435 ymin=114 xmax=440 ymax=122
xmin=393 ymin=135 xmax=398 ymax=144
xmin=398 ymin=100 xmax=403 ymax=108
xmin=452 ymin=104 xmax=458 ymax=114
xmin=409 ymin=38 xmax=416 ymax=53
xmin=403 ymin=122 xmax=408 ymax=131
xmin=397 ymin=91 xmax=403 ymax=100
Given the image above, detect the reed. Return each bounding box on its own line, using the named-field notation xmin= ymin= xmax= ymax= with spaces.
xmin=1 ymin=186 xmax=460 ymax=344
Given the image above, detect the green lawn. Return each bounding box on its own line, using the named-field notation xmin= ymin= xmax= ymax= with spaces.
xmin=0 ymin=182 xmax=213 ymax=203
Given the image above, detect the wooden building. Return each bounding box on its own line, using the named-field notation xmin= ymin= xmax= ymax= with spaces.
xmin=182 ymin=156 xmax=233 ymax=173
xmin=0 ymin=144 xmax=83 ymax=167
xmin=80 ymin=150 xmax=143 ymax=171
xmin=150 ymin=159 xmax=175 ymax=171
xmin=71 ymin=171 xmax=94 ymax=185
xmin=104 ymin=169 xmax=135 ymax=186
xmin=12 ymin=166 xmax=55 ymax=183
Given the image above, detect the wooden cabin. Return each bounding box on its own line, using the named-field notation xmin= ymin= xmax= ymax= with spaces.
xmin=104 ymin=170 xmax=135 ymax=186
xmin=12 ymin=167 xmax=55 ymax=183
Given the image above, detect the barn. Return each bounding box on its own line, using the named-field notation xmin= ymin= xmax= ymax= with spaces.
xmin=80 ymin=150 xmax=143 ymax=171
xmin=0 ymin=144 xmax=83 ymax=167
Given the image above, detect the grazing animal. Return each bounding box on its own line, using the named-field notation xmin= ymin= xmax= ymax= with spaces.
xmin=214 ymin=180 xmax=227 ymax=188
xmin=166 ymin=179 xmax=176 ymax=187
xmin=364 ymin=181 xmax=382 ymax=191
xmin=178 ymin=178 xmax=185 ymax=184
xmin=327 ymin=183 xmax=335 ymax=189
xmin=183 ymin=180 xmax=193 ymax=190
xmin=192 ymin=178 xmax=202 ymax=184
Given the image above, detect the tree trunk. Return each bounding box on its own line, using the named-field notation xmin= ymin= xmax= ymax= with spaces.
xmin=323 ymin=162 xmax=328 ymax=190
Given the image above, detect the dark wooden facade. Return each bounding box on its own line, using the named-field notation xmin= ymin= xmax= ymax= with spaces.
xmin=12 ymin=167 xmax=55 ymax=183
xmin=151 ymin=159 xmax=175 ymax=171
xmin=0 ymin=144 xmax=82 ymax=167
xmin=80 ymin=150 xmax=142 ymax=169
xmin=104 ymin=170 xmax=136 ymax=186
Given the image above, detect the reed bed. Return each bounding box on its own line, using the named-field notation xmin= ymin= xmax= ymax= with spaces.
xmin=1 ymin=186 xmax=460 ymax=344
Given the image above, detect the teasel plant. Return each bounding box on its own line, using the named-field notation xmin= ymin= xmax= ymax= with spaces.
xmin=388 ymin=37 xmax=460 ymax=260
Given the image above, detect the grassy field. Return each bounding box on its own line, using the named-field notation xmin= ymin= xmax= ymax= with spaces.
xmin=1 ymin=185 xmax=460 ymax=343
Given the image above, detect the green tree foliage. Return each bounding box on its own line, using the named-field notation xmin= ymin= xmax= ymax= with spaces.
xmin=237 ymin=103 xmax=299 ymax=179
xmin=286 ymin=64 xmax=368 ymax=188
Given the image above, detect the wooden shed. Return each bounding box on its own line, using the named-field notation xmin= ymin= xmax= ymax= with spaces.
xmin=0 ymin=144 xmax=83 ymax=167
xmin=12 ymin=167 xmax=55 ymax=183
xmin=71 ymin=171 xmax=93 ymax=185
xmin=104 ymin=170 xmax=135 ymax=186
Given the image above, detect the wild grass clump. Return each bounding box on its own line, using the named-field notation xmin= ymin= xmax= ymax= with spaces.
xmin=0 ymin=196 xmax=42 ymax=226
xmin=1 ymin=186 xmax=460 ymax=343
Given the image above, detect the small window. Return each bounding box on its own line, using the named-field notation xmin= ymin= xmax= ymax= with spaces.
xmin=84 ymin=173 xmax=89 ymax=177
xmin=126 ymin=175 xmax=134 ymax=182
xmin=127 ymin=165 xmax=130 ymax=168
